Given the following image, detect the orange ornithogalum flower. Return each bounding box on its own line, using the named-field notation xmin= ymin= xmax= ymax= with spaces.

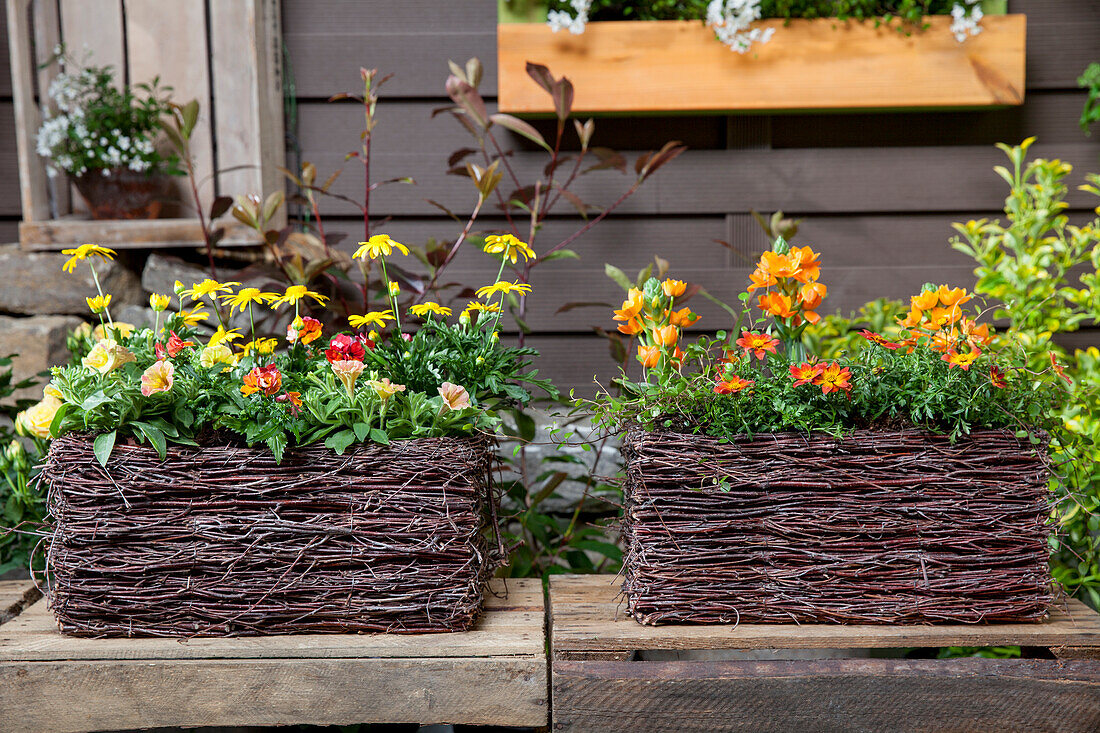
xmin=789 ymin=245 xmax=821 ymax=283
xmin=757 ymin=291 xmax=797 ymax=320
xmin=662 ymin=279 xmax=687 ymax=298
xmin=813 ymin=362 xmax=852 ymax=395
xmin=637 ymin=344 xmax=662 ymax=368
xmin=859 ymin=330 xmax=901 ymax=350
xmin=714 ymin=375 xmax=754 ymax=395
xmin=960 ymin=319 xmax=992 ymax=349
xmin=747 ymin=268 xmax=777 ymax=292
xmin=926 ymin=306 xmax=963 ymax=329
xmin=790 ymin=361 xmax=823 ymax=387
xmin=735 ymin=330 xmax=779 ymax=360
xmin=899 ymin=306 xmax=924 ymax=330
xmin=653 ymin=325 xmax=679 ymax=348
xmin=617 ymin=317 xmax=645 ymax=336
xmin=758 ymin=251 xmax=799 ymax=279
xmin=911 ymin=289 xmax=939 ymax=312
xmin=241 ymin=364 xmax=283 ymax=396
xmin=1050 ymin=352 xmax=1072 ymax=384
xmin=990 ymin=365 xmax=1008 ymax=389
xmin=614 ymin=288 xmax=645 ymax=323
xmin=668 ymin=307 xmax=699 ymax=328
xmin=929 ymin=329 xmax=956 ymax=354
xmin=942 ymin=348 xmax=981 ymax=371
xmin=936 ymin=285 xmax=972 ymax=308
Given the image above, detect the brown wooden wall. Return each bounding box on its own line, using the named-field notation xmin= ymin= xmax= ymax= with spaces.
xmin=282 ymin=0 xmax=1100 ymax=390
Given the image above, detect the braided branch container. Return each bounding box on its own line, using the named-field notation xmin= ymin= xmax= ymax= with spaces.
xmin=622 ymin=428 xmax=1053 ymax=625
xmin=42 ymin=433 xmax=500 ymax=637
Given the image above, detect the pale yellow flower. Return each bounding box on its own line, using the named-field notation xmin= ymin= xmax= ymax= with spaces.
xmin=92 ymin=322 xmax=134 ymax=341
xmin=331 ymin=359 xmax=366 ymax=399
xmin=81 ymin=339 xmax=136 ymax=374
xmin=199 ymin=344 xmax=236 ymax=370
xmin=140 ymin=360 xmax=175 ymax=396
xmin=438 ymin=382 xmax=471 ymax=411
xmin=354 ymin=234 xmax=409 ymax=260
xmin=368 ymin=377 xmax=406 ymax=403
xmin=149 ymin=293 xmax=171 ymax=312
xmin=61 ymin=243 xmax=116 ymax=274
xmin=15 ymin=395 xmax=62 ymax=439
xmin=483 ymin=234 xmax=535 ymax=264
xmin=43 ymin=382 xmax=63 ymax=400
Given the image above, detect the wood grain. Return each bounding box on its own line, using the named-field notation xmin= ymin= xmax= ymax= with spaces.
xmin=6 ymin=0 xmax=50 ymax=221
xmin=552 ymin=658 xmax=1100 ymax=732
xmin=0 ymin=579 xmax=39 ymax=625
xmin=548 ymin=575 xmax=1100 ymax=658
xmin=498 ymin=17 xmax=1027 ymax=114
xmin=19 ymin=216 xmax=261 ymax=250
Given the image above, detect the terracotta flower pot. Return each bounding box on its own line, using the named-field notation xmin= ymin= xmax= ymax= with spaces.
xmin=72 ymin=168 xmax=166 ymax=220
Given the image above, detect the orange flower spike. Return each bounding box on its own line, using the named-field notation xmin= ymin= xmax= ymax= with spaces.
xmin=653 ymin=325 xmax=679 ymax=347
xmin=735 ymin=330 xmax=779 ymax=360
xmin=714 ymin=375 xmax=754 ymax=395
xmin=668 ymin=307 xmax=700 ymax=328
xmin=662 ymin=279 xmax=687 ymax=298
xmin=800 ymin=281 xmax=827 ymax=309
xmin=759 ymin=251 xmax=799 ymax=279
xmin=990 ymin=365 xmax=1008 ymax=389
xmin=942 ymin=348 xmax=981 ymax=371
xmin=899 ymin=306 xmax=924 ymax=330
xmin=757 ymin=291 xmax=797 ymax=320
xmin=789 ymin=245 xmax=821 ymax=283
xmin=936 ymin=285 xmax=972 ymax=308
xmin=637 ymin=344 xmax=662 ymax=368
xmin=746 ymin=268 xmax=777 ymax=293
xmin=613 ymin=288 xmax=645 ymax=322
xmin=1050 ymin=352 xmax=1072 ymax=384
xmin=911 ymin=289 xmax=939 ymax=312
xmin=814 ymin=362 xmax=853 ymax=395
xmin=790 ymin=361 xmax=823 ymax=387
xmin=617 ymin=318 xmax=645 ymax=336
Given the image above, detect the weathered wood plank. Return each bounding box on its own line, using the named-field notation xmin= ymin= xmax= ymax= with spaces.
xmin=552 ymin=658 xmax=1100 ymax=732
xmin=125 ymin=0 xmax=214 ymax=213
xmin=19 ymin=216 xmax=261 ymax=250
xmin=548 ymin=575 xmax=1100 ymax=656
xmin=2 ymin=656 xmax=548 ymax=731
xmin=499 ymin=17 xmax=1027 ymax=114
xmin=6 ymin=0 xmax=50 ymax=221
xmin=0 ymin=578 xmax=543 ymax=661
xmin=0 ymin=579 xmax=38 ymax=625
xmin=282 ymin=0 xmax=497 ymax=36
xmin=58 ymin=0 xmax=124 ymax=79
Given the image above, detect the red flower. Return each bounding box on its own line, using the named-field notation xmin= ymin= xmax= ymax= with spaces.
xmin=813 ymin=362 xmax=853 ymax=395
xmin=276 ymin=390 xmax=303 ymax=415
xmin=325 ymin=334 xmax=366 ymax=363
xmin=859 ymin=329 xmax=901 ymax=350
xmin=790 ymin=361 xmax=823 ymax=387
xmin=990 ymin=365 xmax=1008 ymax=389
xmin=942 ymin=348 xmax=980 ymax=371
xmin=714 ymin=376 xmax=754 ymax=395
xmin=1050 ymin=352 xmax=1071 ymax=384
xmin=735 ymin=331 xmax=779 ymax=360
xmin=241 ymin=364 xmax=282 ymax=396
xmin=166 ymin=331 xmax=195 ymax=358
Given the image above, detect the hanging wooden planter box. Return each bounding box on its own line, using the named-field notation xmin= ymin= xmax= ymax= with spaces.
xmin=5 ymin=0 xmax=285 ymax=251
xmin=42 ymin=434 xmax=501 ymax=637
xmin=621 ymin=428 xmax=1052 ymax=625
xmin=498 ymin=15 xmax=1026 ymax=115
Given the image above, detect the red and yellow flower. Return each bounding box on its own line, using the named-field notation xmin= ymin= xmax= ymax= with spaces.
xmin=736 ymin=331 xmax=779 ymax=360
xmin=813 ymin=362 xmax=852 ymax=395
xmin=713 ymin=375 xmax=754 ymax=395
xmin=790 ymin=361 xmax=823 ymax=387
xmin=241 ymin=364 xmax=283 ymax=396
xmin=942 ymin=348 xmax=981 ymax=371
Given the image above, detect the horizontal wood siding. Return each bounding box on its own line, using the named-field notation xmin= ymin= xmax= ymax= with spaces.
xmin=0 ymin=8 xmax=21 ymax=237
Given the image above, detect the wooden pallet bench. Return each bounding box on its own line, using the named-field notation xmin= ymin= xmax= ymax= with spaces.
xmin=549 ymin=574 xmax=1100 ymax=733
xmin=0 ymin=578 xmax=548 ymax=732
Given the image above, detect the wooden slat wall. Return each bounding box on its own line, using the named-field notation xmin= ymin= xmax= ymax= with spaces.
xmin=0 ymin=7 xmax=24 ymax=240
xmin=282 ymin=0 xmax=1100 ymax=387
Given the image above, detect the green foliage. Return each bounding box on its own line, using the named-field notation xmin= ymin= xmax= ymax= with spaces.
xmin=950 ymin=138 xmax=1100 ymax=606
xmin=1079 ymin=63 xmax=1100 ymax=136
xmin=549 ymin=0 xmax=968 ymax=23
xmin=0 ymin=356 xmax=47 ymax=575
xmin=803 ymin=298 xmax=908 ymax=359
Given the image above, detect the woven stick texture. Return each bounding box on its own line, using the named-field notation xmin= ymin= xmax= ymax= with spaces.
xmin=622 ymin=428 xmax=1053 ymax=625
xmin=42 ymin=434 xmax=499 ymax=637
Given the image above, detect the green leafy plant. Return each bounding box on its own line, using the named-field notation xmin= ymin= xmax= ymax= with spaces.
xmin=0 ymin=356 xmax=48 ymax=575
xmin=1079 ymin=63 xmax=1100 ymax=136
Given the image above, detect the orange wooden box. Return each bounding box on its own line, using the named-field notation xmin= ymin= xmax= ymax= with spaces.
xmin=497 ymin=15 xmax=1026 ymax=115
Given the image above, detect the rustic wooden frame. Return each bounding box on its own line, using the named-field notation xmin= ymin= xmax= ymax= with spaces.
xmin=5 ymin=0 xmax=286 ymax=251
xmin=498 ymin=15 xmax=1027 ymax=115
xmin=0 ymin=578 xmax=549 ymax=730
xmin=549 ymin=575 xmax=1100 ymax=732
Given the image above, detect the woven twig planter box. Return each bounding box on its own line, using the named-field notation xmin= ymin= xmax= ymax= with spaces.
xmin=621 ymin=428 xmax=1053 ymax=625
xmin=41 ymin=433 xmax=500 ymax=637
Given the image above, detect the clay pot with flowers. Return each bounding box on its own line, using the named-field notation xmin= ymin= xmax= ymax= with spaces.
xmin=590 ymin=237 xmax=1067 ymax=627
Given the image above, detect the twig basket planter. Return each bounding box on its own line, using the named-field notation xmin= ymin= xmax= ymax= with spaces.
xmin=621 ymin=428 xmax=1053 ymax=625
xmin=41 ymin=433 xmax=500 ymax=637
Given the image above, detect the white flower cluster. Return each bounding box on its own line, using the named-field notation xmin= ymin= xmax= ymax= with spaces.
xmin=547 ymin=0 xmax=591 ymax=34
xmin=35 ymin=67 xmax=158 ymax=178
xmin=950 ymin=1 xmax=984 ymax=43
xmin=706 ymin=0 xmax=775 ymax=53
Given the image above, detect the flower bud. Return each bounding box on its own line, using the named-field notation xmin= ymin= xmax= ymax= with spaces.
xmin=149 ymin=293 xmax=171 ymax=312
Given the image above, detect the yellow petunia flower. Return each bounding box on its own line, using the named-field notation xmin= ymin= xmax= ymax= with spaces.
xmin=409 ymin=302 xmax=452 ymax=318
xmin=483 ymin=234 xmax=535 ymax=264
xmin=270 ymin=285 xmax=328 ymax=308
xmin=61 ymin=243 xmax=116 ymax=274
xmin=93 ymin=322 xmax=134 ymax=341
xmin=199 ymin=344 xmax=236 ymax=370
xmin=86 ymin=294 xmax=112 ymax=314
xmin=221 ymin=287 xmax=279 ymax=314
xmin=181 ymin=279 xmax=241 ymax=302
xmin=149 ymin=293 xmax=171 ymax=312
xmin=354 ymin=234 xmax=409 ymax=260
xmin=349 ymin=311 xmax=395 ymax=329
xmin=475 ymin=281 xmax=533 ymax=300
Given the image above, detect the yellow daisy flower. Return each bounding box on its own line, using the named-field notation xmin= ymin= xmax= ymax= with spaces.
xmin=475 ymin=281 xmax=533 ymax=300
xmin=270 ymin=285 xmax=328 ymax=308
xmin=179 ymin=305 xmax=210 ymax=326
xmin=61 ymin=243 xmax=116 ymax=274
xmin=181 ymin=279 xmax=241 ymax=302
xmin=354 ymin=234 xmax=409 ymax=260
xmin=239 ymin=338 xmax=278 ymax=356
xmin=409 ymin=302 xmax=452 ymax=318
xmin=483 ymin=234 xmax=535 ymax=264
xmin=221 ymin=287 xmax=279 ymax=314
xmin=209 ymin=326 xmax=244 ymax=346
xmin=349 ymin=311 xmax=395 ymax=329
xmin=86 ymin=294 xmax=112 ymax=314
xmin=462 ymin=301 xmax=500 ymax=319
xmin=388 ymin=281 xmax=401 ymax=297
xmin=148 ymin=293 xmax=171 ymax=312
